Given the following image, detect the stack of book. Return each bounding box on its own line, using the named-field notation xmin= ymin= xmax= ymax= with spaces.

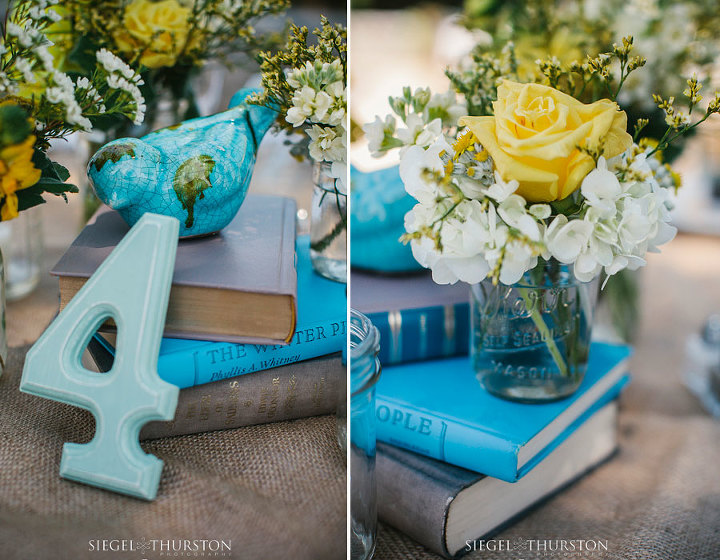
xmin=352 ymin=273 xmax=631 ymax=558
xmin=54 ymin=195 xmax=347 ymax=440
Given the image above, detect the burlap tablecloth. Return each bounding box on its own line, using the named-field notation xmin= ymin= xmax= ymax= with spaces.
xmin=0 ymin=256 xmax=346 ymax=560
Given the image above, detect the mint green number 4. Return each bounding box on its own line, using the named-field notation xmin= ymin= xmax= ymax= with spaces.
xmin=20 ymin=213 xmax=180 ymax=500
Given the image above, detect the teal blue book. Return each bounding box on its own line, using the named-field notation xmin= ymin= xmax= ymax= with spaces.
xmin=351 ymin=270 xmax=470 ymax=365
xmin=375 ymin=342 xmax=631 ymax=483
xmin=94 ymin=236 xmax=346 ymax=389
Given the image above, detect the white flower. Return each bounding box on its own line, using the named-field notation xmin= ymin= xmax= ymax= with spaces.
xmin=396 ymin=114 xmax=442 ymax=149
xmin=408 ymin=207 xmax=493 ymax=285
xmin=545 ymin=215 xmax=594 ymax=264
xmin=35 ymin=45 xmax=54 ymax=72
xmin=312 ymin=91 xmax=333 ymax=122
xmin=7 ymin=23 xmax=33 ymax=48
xmin=500 ymin=241 xmax=537 ymax=285
xmin=307 ymin=124 xmax=345 ymax=164
xmin=15 ymin=57 xmax=35 ymax=83
xmin=484 ymin=171 xmax=518 ymax=203
xmin=425 ymin=89 xmax=467 ymax=126
xmin=326 ymin=108 xmax=345 ymax=127
xmin=529 ymin=204 xmax=551 ymax=220
xmin=580 ymin=156 xmax=622 ymax=216
xmin=399 ymin=139 xmax=448 ymax=205
xmin=363 ymin=115 xmax=396 ymax=156
xmin=498 ymin=194 xmax=541 ymax=241
xmin=46 ymin=9 xmax=62 ymax=23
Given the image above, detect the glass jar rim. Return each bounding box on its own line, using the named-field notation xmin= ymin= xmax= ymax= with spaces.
xmin=350 ymin=309 xmax=380 ymax=395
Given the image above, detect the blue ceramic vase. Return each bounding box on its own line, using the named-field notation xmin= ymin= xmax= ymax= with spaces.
xmin=87 ymin=88 xmax=276 ymax=237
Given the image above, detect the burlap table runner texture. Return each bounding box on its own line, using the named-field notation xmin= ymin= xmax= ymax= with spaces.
xmin=0 ymin=346 xmax=346 ymax=560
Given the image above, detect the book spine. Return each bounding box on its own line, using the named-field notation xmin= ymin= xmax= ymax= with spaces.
xmin=140 ymin=354 xmax=343 ymax=440
xmin=374 ymin=396 xmax=517 ymax=481
xmin=376 ymin=442 xmax=474 ymax=558
xmin=368 ymin=302 xmax=469 ymax=366
xmin=158 ymin=316 xmax=347 ymax=388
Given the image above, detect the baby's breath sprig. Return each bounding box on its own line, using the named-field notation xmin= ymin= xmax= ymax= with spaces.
xmin=446 ymin=42 xmax=518 ymax=116
xmin=250 ymin=17 xmax=346 ymax=140
xmin=633 ymin=118 xmax=649 ymax=141
xmin=536 ymin=36 xmax=646 ymax=102
xmin=647 ymin=76 xmax=720 ymax=157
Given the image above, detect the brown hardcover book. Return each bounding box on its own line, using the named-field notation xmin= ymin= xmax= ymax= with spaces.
xmin=52 ymin=195 xmax=298 ymax=344
xmin=139 ymin=353 xmax=344 ymax=439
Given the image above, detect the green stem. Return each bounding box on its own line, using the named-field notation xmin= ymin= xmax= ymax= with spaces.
xmin=310 ymin=217 xmax=346 ymax=253
xmin=518 ymin=286 xmax=569 ymax=377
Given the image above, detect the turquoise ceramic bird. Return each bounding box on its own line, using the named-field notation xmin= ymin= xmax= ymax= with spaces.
xmin=351 ymin=165 xmax=425 ymax=273
xmin=88 ymin=88 xmax=276 ymax=237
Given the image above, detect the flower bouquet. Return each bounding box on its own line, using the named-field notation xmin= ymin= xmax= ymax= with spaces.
xmin=365 ymin=37 xmax=719 ymax=401
xmin=0 ymin=0 xmax=146 ymax=370
xmin=1 ymin=0 xmax=146 ymax=220
xmin=250 ymin=17 xmax=347 ymax=283
xmin=55 ymin=0 xmax=289 ymax=127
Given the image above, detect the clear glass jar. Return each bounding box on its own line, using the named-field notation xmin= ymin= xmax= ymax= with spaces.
xmin=0 ymin=206 xmax=44 ymax=301
xmin=471 ymin=260 xmax=600 ymax=403
xmin=310 ymin=161 xmax=347 ymax=283
xmin=350 ymin=309 xmax=381 ymax=560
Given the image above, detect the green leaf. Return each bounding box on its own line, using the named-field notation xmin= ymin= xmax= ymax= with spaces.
xmin=16 ymin=191 xmax=47 ymax=213
xmin=52 ymin=162 xmax=71 ymax=182
xmin=0 ymin=105 xmax=32 ymax=146
xmin=33 ymin=179 xmax=78 ymax=195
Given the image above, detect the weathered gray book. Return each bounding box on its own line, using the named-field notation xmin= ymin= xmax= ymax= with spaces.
xmin=139 ymin=353 xmax=343 ymax=439
xmin=52 ymin=195 xmax=298 ymax=344
xmin=377 ymin=402 xmax=618 ymax=558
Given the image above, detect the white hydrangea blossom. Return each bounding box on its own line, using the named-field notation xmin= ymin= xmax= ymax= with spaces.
xmin=401 ymin=131 xmax=677 ymax=286
xmin=546 ymin=154 xmax=676 ymax=284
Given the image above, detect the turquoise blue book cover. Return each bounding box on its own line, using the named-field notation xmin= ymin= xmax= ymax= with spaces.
xmin=98 ymin=236 xmax=346 ymax=388
xmin=352 ymin=271 xmax=470 ymax=365
xmin=375 ymin=342 xmax=631 ymax=482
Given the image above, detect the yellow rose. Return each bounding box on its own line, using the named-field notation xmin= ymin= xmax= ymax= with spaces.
xmin=0 ymin=136 xmax=41 ymax=221
xmin=459 ymin=80 xmax=632 ymax=202
xmin=114 ymin=0 xmax=191 ymax=69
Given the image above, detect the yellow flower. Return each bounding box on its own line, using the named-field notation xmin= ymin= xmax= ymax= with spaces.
xmin=0 ymin=136 xmax=42 ymax=221
xmin=113 ymin=0 xmax=191 ymax=69
xmin=460 ymin=80 xmax=632 ymax=202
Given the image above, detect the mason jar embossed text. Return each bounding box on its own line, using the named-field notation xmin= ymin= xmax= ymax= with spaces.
xmin=471 ymin=260 xmax=600 ymax=402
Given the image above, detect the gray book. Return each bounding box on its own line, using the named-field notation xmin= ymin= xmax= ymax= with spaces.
xmin=52 ymin=195 xmax=298 ymax=345
xmin=140 ymin=353 xmax=343 ymax=439
xmin=377 ymin=401 xmax=618 ymax=558
xmin=86 ymin=336 xmax=342 ymax=438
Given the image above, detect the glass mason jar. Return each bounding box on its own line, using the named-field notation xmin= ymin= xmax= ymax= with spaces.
xmin=310 ymin=161 xmax=347 ymax=283
xmin=0 ymin=206 xmax=44 ymax=301
xmin=350 ymin=309 xmax=381 ymax=560
xmin=471 ymin=260 xmax=600 ymax=403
